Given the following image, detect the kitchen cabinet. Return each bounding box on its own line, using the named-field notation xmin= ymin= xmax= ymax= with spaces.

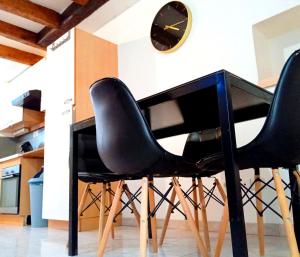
xmin=74 ymin=29 xmax=118 ymax=122
xmin=0 ymin=108 xmax=44 ymax=137
xmin=0 ymin=155 xmax=44 ymax=226
xmin=42 ymin=28 xmax=118 ymax=230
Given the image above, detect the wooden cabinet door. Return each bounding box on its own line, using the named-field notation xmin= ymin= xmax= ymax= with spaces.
xmin=74 ymin=28 xmax=118 ymax=122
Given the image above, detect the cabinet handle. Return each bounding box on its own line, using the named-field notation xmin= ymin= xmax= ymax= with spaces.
xmin=62 ymin=109 xmax=71 ymax=116
xmin=64 ymin=98 xmax=73 ymax=104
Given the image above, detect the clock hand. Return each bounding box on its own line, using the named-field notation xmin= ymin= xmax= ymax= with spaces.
xmin=164 ymin=25 xmax=180 ymax=31
xmin=169 ymin=19 xmax=186 ymax=27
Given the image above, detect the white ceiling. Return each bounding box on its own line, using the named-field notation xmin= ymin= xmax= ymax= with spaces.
xmin=94 ymin=0 xmax=169 ymax=44
xmin=31 ymin=0 xmax=72 ymax=13
xmin=79 ymin=0 xmax=140 ymax=34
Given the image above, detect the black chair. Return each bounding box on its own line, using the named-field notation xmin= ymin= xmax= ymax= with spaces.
xmin=160 ymin=130 xmax=229 ymax=257
xmin=90 ymin=77 xmax=210 ymax=257
xmin=194 ymin=49 xmax=300 ymax=257
xmin=77 ymin=134 xmax=141 ymax=239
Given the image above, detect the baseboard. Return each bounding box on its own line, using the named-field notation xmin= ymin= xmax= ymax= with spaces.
xmin=122 ymin=217 xmax=286 ymax=237
xmin=0 ymin=215 xmax=26 ymax=226
xmin=48 ymin=219 xmax=68 ymax=230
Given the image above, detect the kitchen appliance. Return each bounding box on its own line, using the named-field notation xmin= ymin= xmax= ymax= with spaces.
xmin=19 ymin=141 xmax=33 ymax=153
xmin=0 ymin=165 xmax=21 ymax=214
xmin=12 ymin=90 xmax=41 ymax=111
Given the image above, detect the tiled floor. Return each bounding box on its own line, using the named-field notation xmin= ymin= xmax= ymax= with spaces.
xmin=0 ymin=225 xmax=290 ymax=257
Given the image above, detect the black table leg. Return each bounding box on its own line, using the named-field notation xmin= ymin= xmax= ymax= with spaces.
xmin=69 ymin=130 xmax=78 ymax=256
xmin=289 ymin=169 xmax=300 ymax=248
xmin=216 ymin=73 xmax=249 ymax=257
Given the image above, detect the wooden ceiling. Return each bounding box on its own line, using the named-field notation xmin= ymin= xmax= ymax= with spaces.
xmin=0 ymin=0 xmax=109 ymax=65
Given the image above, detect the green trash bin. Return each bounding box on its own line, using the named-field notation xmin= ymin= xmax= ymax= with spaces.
xmin=28 ymin=173 xmax=48 ymax=228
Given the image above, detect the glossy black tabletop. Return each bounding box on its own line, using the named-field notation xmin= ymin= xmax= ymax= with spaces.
xmin=72 ymin=70 xmax=273 ymax=138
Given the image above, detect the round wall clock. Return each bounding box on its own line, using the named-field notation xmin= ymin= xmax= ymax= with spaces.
xmin=150 ymin=1 xmax=192 ymax=53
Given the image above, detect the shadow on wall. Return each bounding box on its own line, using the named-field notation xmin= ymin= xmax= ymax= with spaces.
xmin=0 ymin=136 xmax=17 ymax=158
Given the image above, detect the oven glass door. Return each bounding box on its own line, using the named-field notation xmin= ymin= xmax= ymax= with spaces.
xmin=0 ymin=175 xmax=20 ymax=214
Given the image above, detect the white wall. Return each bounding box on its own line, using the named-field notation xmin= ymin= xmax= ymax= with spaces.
xmin=112 ymin=0 xmax=300 ymax=223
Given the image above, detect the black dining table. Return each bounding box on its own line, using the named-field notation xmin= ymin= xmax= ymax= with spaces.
xmin=68 ymin=70 xmax=298 ymax=257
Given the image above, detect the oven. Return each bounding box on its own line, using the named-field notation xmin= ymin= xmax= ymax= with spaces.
xmin=0 ymin=165 xmax=21 ymax=214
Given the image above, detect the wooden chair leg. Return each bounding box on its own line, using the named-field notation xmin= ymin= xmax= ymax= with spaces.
xmin=98 ymin=183 xmax=107 ymax=241
xmin=214 ymin=200 xmax=229 ymax=257
xmin=97 ymin=180 xmax=124 ymax=257
xmin=148 ymin=178 xmax=158 ymax=253
xmin=124 ymin=184 xmax=141 ymax=226
xmin=197 ymin=178 xmax=211 ymax=253
xmin=214 ymin=179 xmax=229 ymax=257
xmin=140 ymin=177 xmax=149 ymax=257
xmin=255 ymin=171 xmax=265 ymax=257
xmin=78 ymin=183 xmax=91 ymax=232
xmin=107 ymin=183 xmax=115 ymax=240
xmin=173 ymin=177 xmax=208 ymax=257
xmin=159 ymin=187 xmax=176 ymax=246
xmin=192 ymin=178 xmax=200 ymax=231
xmin=293 ymin=171 xmax=300 ymax=187
xmin=272 ymin=169 xmax=300 ymax=257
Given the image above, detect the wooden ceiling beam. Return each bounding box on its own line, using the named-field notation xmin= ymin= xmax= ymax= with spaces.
xmin=0 ymin=0 xmax=61 ymax=28
xmin=0 ymin=20 xmax=46 ymax=50
xmin=0 ymin=44 xmax=43 ymax=65
xmin=72 ymin=0 xmax=90 ymax=5
xmin=37 ymin=0 xmax=109 ymax=47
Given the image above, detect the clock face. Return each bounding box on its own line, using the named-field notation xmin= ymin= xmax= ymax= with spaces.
xmin=150 ymin=1 xmax=192 ymax=53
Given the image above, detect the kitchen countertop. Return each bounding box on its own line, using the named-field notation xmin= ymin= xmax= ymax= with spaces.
xmin=0 ymin=153 xmax=22 ymax=163
xmin=0 ymin=147 xmax=44 ymax=163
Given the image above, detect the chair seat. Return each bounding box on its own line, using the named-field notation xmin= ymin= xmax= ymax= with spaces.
xmin=150 ymin=151 xmax=206 ymax=178
xmin=196 ymin=142 xmax=297 ymax=176
xmin=78 ymin=171 xmax=130 ymax=183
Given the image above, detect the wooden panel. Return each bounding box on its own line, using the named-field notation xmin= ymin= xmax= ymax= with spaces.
xmin=74 ymin=28 xmax=118 ymax=122
xmin=48 ymin=219 xmax=68 ymax=230
xmin=73 ymin=0 xmax=90 ymax=5
xmin=0 ymin=157 xmax=21 ymax=170
xmin=0 ymin=0 xmax=61 ymax=28
xmin=22 ymin=148 xmax=44 ymax=159
xmin=0 ymin=20 xmax=45 ymax=50
xmin=0 ymin=215 xmax=26 ymax=226
xmin=19 ymin=158 xmax=44 ymax=216
xmin=0 ymin=44 xmax=43 ymax=65
xmin=0 ymin=109 xmax=45 ymax=136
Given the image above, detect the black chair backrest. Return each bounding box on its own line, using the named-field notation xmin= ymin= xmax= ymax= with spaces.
xmin=90 ymin=78 xmax=164 ymax=175
xmin=77 ymin=134 xmax=108 ymax=175
xmin=253 ymin=49 xmax=300 ymax=163
xmin=183 ymin=131 xmax=222 ymax=162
